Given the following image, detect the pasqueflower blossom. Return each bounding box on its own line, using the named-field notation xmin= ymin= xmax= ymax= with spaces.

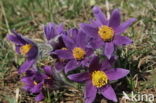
xmin=44 ymin=23 xmax=69 ymax=72
xmin=54 ymin=29 xmax=93 ymax=73
xmin=44 ymin=23 xmax=65 ymax=50
xmin=7 ymin=31 xmax=38 ymax=73
xmin=54 ymin=28 xmax=81 ymax=72
xmin=68 ymin=56 xmax=129 ymax=103
xmin=21 ymin=70 xmax=45 ymax=101
xmin=80 ymin=6 xmax=136 ymax=59
xmin=21 ymin=66 xmax=53 ymax=101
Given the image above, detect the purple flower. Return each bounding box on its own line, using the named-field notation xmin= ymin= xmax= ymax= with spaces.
xmin=44 ymin=23 xmax=65 ymax=51
xmin=68 ymin=56 xmax=129 ymax=103
xmin=44 ymin=23 xmax=69 ymax=72
xmin=21 ymin=66 xmax=53 ymax=101
xmin=21 ymin=70 xmax=45 ymax=93
xmin=53 ymin=28 xmax=79 ymax=72
xmin=80 ymin=6 xmax=136 ymax=59
xmin=21 ymin=70 xmax=45 ymax=101
xmin=7 ymin=31 xmax=38 ymax=73
xmin=35 ymin=92 xmax=45 ymax=102
xmin=54 ymin=29 xmax=93 ymax=73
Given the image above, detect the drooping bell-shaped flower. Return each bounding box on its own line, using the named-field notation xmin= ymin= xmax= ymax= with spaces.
xmin=44 ymin=23 xmax=65 ymax=51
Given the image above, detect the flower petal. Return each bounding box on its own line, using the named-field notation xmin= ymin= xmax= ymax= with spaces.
xmin=104 ymin=42 xmax=114 ymax=59
xmin=54 ymin=49 xmax=73 ymax=59
xmin=21 ymin=77 xmax=34 ymax=91
xmin=30 ymin=82 xmax=43 ymax=93
xmin=80 ymin=23 xmax=98 ymax=37
xmin=76 ymin=30 xmax=87 ymax=48
xmin=43 ymin=66 xmax=52 ymax=76
xmin=22 ymin=85 xmax=32 ymax=91
xmin=115 ymin=18 xmax=136 ymax=35
xmin=101 ymin=59 xmax=112 ymax=70
xmin=114 ymin=35 xmax=132 ymax=46
xmin=56 ymin=24 xmax=64 ymax=34
xmin=89 ymin=38 xmax=104 ymax=49
xmin=55 ymin=62 xmax=65 ymax=72
xmin=89 ymin=56 xmax=101 ymax=72
xmin=109 ymin=9 xmax=120 ymax=29
xmin=85 ymin=47 xmax=94 ymax=57
xmin=81 ymin=58 xmax=90 ymax=67
xmin=105 ymin=68 xmax=129 ymax=81
xmin=12 ymin=31 xmax=33 ymax=44
xmin=67 ymin=72 xmax=90 ymax=82
xmin=44 ymin=23 xmax=56 ymax=40
xmin=7 ymin=32 xmax=37 ymax=50
xmin=25 ymin=70 xmax=36 ymax=76
xmin=7 ymin=35 xmax=21 ymax=44
xmin=101 ymin=56 xmax=117 ymax=70
xmin=62 ymin=35 xmax=75 ymax=49
xmin=90 ymin=19 xmax=102 ymax=28
xmin=35 ymin=92 xmax=44 ymax=102
xmin=92 ymin=6 xmax=107 ymax=25
xmin=7 ymin=34 xmax=26 ymax=45
xmin=101 ymin=85 xmax=117 ymax=102
xmin=65 ymin=60 xmax=80 ymax=73
xmin=19 ymin=59 xmax=36 ymax=73
xmin=27 ymin=46 xmax=38 ymax=59
xmin=84 ymin=80 xmax=97 ymax=103
xmin=21 ymin=77 xmax=33 ymax=85
xmin=68 ymin=28 xmax=79 ymax=41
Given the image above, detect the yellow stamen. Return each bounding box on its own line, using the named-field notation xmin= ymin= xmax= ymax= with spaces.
xmin=33 ymin=81 xmax=38 ymax=85
xmin=61 ymin=47 xmax=67 ymax=50
xmin=72 ymin=47 xmax=86 ymax=60
xmin=98 ymin=25 xmax=114 ymax=41
xmin=20 ymin=44 xmax=32 ymax=55
xmin=92 ymin=70 xmax=108 ymax=88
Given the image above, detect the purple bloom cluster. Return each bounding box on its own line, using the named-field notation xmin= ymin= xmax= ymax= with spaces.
xmin=21 ymin=66 xmax=53 ymax=101
xmin=7 ymin=5 xmax=136 ymax=103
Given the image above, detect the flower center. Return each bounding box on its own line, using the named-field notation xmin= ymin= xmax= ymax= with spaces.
xmin=91 ymin=70 xmax=108 ymax=88
xmin=98 ymin=25 xmax=114 ymax=41
xmin=20 ymin=44 xmax=32 ymax=55
xmin=72 ymin=47 xmax=86 ymax=60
